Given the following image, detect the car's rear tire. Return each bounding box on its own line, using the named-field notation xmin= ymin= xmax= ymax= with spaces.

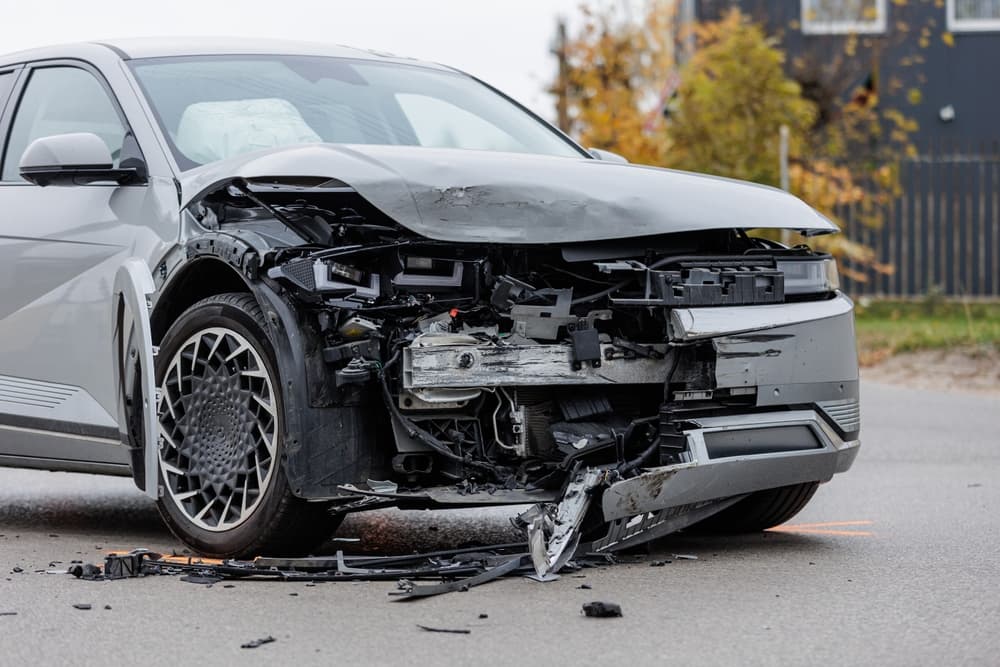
xmin=689 ymin=482 xmax=820 ymax=533
xmin=154 ymin=292 xmax=341 ymax=558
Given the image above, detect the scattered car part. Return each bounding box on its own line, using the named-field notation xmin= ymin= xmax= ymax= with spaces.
xmin=416 ymin=625 xmax=471 ymax=635
xmin=582 ymin=601 xmax=623 ymax=618
xmin=241 ymin=636 xmax=276 ymax=649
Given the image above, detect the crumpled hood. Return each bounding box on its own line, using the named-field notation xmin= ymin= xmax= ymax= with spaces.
xmin=180 ymin=144 xmax=837 ymax=244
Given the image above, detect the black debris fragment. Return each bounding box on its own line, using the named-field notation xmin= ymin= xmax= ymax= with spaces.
xmin=11 ymin=567 xmax=22 ymax=574
xmin=416 ymin=624 xmax=471 ymax=635
xmin=479 ymin=613 xmax=489 ymax=619
xmin=0 ymin=612 xmax=17 ymax=616
xmin=52 ymin=536 xmax=673 ymax=600
xmin=241 ymin=636 xmax=276 ymax=649
xmin=72 ymin=604 xmax=92 ymax=611
xmin=577 ymin=583 xmax=592 ymax=590
xmin=582 ymin=601 xmax=622 ymax=618
xmin=104 ymin=549 xmax=162 ymax=579
xmin=104 ymin=605 xmax=112 ymax=610
xmin=68 ymin=563 xmax=103 ymax=580
xmin=392 ymin=555 xmax=525 ymax=601
xmin=650 ymin=560 xmax=671 ymax=567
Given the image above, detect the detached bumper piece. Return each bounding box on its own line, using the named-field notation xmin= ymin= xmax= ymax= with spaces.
xmin=91 ymin=545 xmax=612 ymax=600
xmin=592 ymin=410 xmax=859 ymax=552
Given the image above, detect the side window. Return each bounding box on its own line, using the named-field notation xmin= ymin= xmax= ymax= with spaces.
xmin=0 ymin=71 xmax=15 ymax=114
xmin=1 ymin=67 xmax=126 ymax=182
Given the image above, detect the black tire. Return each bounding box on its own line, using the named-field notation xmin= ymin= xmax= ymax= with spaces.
xmin=689 ymin=482 xmax=820 ymax=533
xmin=154 ymin=292 xmax=341 ymax=558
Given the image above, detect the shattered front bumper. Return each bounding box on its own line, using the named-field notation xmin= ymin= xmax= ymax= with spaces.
xmin=592 ymin=409 xmax=860 ymax=551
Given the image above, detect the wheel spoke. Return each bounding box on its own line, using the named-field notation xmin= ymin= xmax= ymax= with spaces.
xmin=193 ymin=497 xmax=216 ymax=523
xmin=161 ymin=460 xmax=186 ymax=477
xmin=252 ymin=393 xmax=276 ymax=417
xmin=224 ymin=342 xmax=250 ymax=362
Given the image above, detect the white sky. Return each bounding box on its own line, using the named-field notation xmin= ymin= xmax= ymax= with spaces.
xmin=0 ymin=0 xmax=588 ymax=121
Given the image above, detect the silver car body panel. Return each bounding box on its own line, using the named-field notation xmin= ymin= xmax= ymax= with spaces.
xmin=0 ymin=43 xmax=179 ymax=467
xmin=179 ymin=144 xmax=838 ymax=244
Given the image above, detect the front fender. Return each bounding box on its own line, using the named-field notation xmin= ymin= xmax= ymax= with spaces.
xmin=111 ymin=258 xmax=158 ymax=498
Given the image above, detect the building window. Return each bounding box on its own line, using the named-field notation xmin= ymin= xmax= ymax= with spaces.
xmin=948 ymin=0 xmax=1000 ymax=32
xmin=801 ymin=0 xmax=887 ymax=35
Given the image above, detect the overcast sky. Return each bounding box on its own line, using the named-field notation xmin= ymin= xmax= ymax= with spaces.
xmin=0 ymin=0 xmax=588 ymax=121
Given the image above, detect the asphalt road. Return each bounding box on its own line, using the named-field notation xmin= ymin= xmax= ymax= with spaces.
xmin=1 ymin=380 xmax=997 ymax=666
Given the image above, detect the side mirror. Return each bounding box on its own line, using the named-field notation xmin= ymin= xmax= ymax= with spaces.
xmin=587 ymin=147 xmax=629 ymax=164
xmin=19 ymin=132 xmax=144 ymax=186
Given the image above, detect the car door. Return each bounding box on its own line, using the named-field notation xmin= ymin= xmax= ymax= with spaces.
xmin=0 ymin=60 xmax=173 ymax=471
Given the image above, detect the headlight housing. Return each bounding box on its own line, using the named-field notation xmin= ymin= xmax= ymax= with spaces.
xmin=776 ymin=256 xmax=840 ymax=295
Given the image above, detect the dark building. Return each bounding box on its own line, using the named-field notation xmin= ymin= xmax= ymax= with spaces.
xmin=693 ymin=0 xmax=999 ymax=149
xmin=691 ymin=0 xmax=1000 ymax=297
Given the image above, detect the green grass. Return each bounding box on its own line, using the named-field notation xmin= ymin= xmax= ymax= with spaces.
xmin=854 ymin=299 xmax=1000 ymax=365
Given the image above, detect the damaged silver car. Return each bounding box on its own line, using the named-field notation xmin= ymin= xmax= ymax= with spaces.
xmin=0 ymin=39 xmax=859 ymax=564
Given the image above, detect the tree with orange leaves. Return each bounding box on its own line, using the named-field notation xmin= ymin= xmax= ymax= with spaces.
xmin=551 ymin=4 xmax=916 ymax=280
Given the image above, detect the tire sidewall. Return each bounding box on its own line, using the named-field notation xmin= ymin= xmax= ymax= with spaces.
xmin=154 ymin=296 xmax=291 ymax=556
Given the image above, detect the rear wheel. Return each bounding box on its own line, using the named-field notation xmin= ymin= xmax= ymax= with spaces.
xmin=689 ymin=482 xmax=820 ymax=533
xmin=154 ymin=292 xmax=340 ymax=558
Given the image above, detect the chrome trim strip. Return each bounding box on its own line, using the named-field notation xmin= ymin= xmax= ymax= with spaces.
xmin=669 ymin=292 xmax=854 ymax=341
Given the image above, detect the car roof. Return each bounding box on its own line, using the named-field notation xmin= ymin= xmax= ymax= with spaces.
xmin=0 ymin=37 xmax=452 ymax=71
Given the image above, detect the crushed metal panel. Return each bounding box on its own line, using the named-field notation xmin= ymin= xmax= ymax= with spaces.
xmin=600 ymin=412 xmax=860 ymax=523
xmin=179 ymin=144 xmax=838 ymax=244
xmin=403 ymin=343 xmax=671 ymax=388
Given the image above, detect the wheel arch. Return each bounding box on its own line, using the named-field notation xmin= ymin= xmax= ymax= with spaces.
xmin=142 ymin=233 xmax=377 ymax=501
xmin=150 ymin=256 xmax=253 ymax=345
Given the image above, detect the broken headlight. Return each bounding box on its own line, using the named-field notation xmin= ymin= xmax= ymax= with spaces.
xmin=776 ymin=256 xmax=840 ymax=295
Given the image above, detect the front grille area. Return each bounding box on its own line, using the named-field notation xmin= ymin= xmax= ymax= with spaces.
xmin=703 ymin=425 xmax=821 ymax=459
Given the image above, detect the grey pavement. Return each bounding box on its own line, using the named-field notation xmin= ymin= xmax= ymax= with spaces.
xmin=0 ymin=380 xmax=997 ymax=666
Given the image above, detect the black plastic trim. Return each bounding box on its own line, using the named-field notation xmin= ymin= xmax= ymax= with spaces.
xmin=0 ymin=412 xmax=119 ymax=441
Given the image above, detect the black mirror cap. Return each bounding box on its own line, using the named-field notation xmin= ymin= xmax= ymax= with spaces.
xmin=20 ymin=165 xmax=144 ymax=187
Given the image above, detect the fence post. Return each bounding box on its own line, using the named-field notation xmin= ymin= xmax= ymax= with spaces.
xmin=779 ymin=124 xmax=790 ymax=246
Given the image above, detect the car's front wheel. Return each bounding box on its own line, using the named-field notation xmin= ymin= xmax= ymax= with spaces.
xmin=689 ymin=482 xmax=820 ymax=533
xmin=154 ymin=292 xmax=340 ymax=558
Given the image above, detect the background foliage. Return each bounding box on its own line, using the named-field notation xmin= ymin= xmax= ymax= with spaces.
xmin=551 ymin=1 xmax=945 ymax=281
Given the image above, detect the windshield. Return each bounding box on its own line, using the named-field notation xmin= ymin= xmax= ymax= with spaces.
xmin=129 ymin=55 xmax=584 ymax=169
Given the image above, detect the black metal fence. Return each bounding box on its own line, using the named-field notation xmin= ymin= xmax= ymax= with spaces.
xmin=838 ymin=144 xmax=1000 ymax=299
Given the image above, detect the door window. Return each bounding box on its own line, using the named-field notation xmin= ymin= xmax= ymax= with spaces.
xmin=0 ymin=71 xmax=15 ymax=115
xmin=2 ymin=67 xmax=126 ymax=181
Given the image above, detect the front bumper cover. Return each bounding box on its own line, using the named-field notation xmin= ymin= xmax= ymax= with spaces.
xmin=592 ymin=408 xmax=860 ymax=552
